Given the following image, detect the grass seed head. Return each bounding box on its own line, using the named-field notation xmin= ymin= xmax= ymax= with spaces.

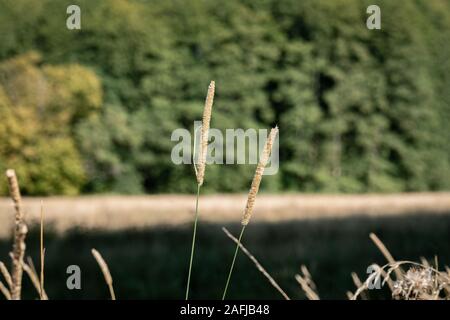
xmin=241 ymin=126 xmax=278 ymax=226
xmin=196 ymin=80 xmax=215 ymax=186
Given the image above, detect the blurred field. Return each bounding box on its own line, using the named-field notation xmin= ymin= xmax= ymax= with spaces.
xmin=1 ymin=193 xmax=450 ymax=238
xmin=0 ymin=193 xmax=449 ymax=299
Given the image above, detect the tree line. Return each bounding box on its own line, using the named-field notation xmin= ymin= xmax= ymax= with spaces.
xmin=0 ymin=0 xmax=449 ymax=195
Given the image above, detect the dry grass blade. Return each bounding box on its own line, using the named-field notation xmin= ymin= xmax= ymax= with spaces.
xmin=91 ymin=249 xmax=116 ymax=300
xmin=351 ymin=266 xmax=382 ymax=300
xmin=6 ymin=169 xmax=27 ymax=300
xmin=40 ymin=200 xmax=45 ymax=300
xmin=222 ymin=227 xmax=290 ymax=300
xmin=295 ymin=265 xmax=319 ymax=300
xmin=352 ymin=263 xmax=400 ymax=300
xmin=443 ymin=266 xmax=450 ymax=295
xmin=295 ymin=272 xmax=320 ymax=300
xmin=6 ymin=169 xmax=24 ymax=222
xmin=392 ymin=266 xmax=444 ymax=300
xmin=300 ymin=265 xmax=317 ymax=292
xmin=420 ymin=257 xmax=430 ymax=268
xmin=0 ymin=261 xmax=12 ymax=289
xmin=22 ymin=258 xmax=48 ymax=300
xmin=0 ymin=281 xmax=11 ymax=300
xmin=196 ymin=80 xmax=215 ymax=186
xmin=346 ymin=291 xmax=353 ymax=300
xmin=369 ymin=233 xmax=403 ymax=280
xmin=379 ymin=267 xmax=394 ymax=292
xmin=351 ymin=272 xmax=368 ymax=300
xmin=350 ymin=264 xmax=395 ymax=299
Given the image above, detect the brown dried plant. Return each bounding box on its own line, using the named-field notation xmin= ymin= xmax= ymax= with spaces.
xmin=295 ymin=265 xmax=320 ymax=300
xmin=92 ymin=248 xmax=116 ymax=300
xmin=196 ymin=80 xmax=215 ymax=187
xmin=22 ymin=256 xmax=48 ymax=300
xmin=6 ymin=169 xmax=27 ymax=300
xmin=351 ymin=234 xmax=450 ymax=300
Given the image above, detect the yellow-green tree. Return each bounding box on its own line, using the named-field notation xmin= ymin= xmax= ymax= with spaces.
xmin=0 ymin=52 xmax=102 ymax=195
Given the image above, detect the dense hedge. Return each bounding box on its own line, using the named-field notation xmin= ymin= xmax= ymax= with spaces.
xmin=0 ymin=0 xmax=449 ymax=194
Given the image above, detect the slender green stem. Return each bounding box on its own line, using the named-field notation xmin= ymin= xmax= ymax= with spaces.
xmin=185 ymin=183 xmax=201 ymax=300
xmin=222 ymin=225 xmax=246 ymax=300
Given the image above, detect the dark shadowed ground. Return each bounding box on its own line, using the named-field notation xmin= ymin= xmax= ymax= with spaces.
xmin=0 ymin=212 xmax=449 ymax=300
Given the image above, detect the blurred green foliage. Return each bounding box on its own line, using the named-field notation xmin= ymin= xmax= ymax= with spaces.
xmin=0 ymin=52 xmax=101 ymax=194
xmin=0 ymin=0 xmax=449 ymax=195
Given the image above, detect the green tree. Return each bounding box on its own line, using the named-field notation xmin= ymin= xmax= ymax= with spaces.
xmin=0 ymin=0 xmax=449 ymax=194
xmin=0 ymin=52 xmax=102 ymax=195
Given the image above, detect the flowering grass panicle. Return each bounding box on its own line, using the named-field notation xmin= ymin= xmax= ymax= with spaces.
xmin=241 ymin=126 xmax=278 ymax=226
xmin=196 ymin=80 xmax=215 ymax=186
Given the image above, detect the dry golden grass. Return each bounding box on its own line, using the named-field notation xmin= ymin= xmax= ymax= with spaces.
xmin=0 ymin=281 xmax=10 ymax=300
xmin=39 ymin=201 xmax=45 ymax=300
xmin=0 ymin=261 xmax=12 ymax=289
xmin=1 ymin=170 xmax=49 ymax=300
xmin=295 ymin=266 xmax=320 ymax=300
xmin=91 ymin=249 xmax=116 ymax=300
xmin=347 ymin=234 xmax=450 ymax=300
xmin=369 ymin=233 xmax=403 ymax=280
xmin=5 ymin=169 xmax=27 ymax=300
xmin=286 ymin=233 xmax=450 ymax=300
xmin=1 ymin=193 xmax=449 ymax=239
xmin=196 ymin=80 xmax=215 ymax=186
xmin=350 ymin=260 xmax=450 ymax=300
xmin=22 ymin=257 xmax=48 ymax=300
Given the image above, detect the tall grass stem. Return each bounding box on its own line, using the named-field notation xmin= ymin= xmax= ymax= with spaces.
xmin=222 ymin=227 xmax=290 ymax=300
xmin=40 ymin=200 xmax=45 ymax=300
xmin=185 ymin=183 xmax=201 ymax=300
xmin=222 ymin=225 xmax=246 ymax=300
